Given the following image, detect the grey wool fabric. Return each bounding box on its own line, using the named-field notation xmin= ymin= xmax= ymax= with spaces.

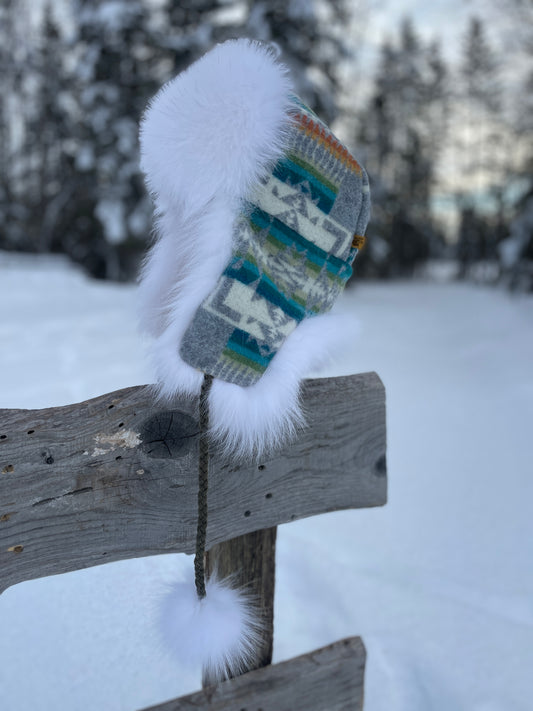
xmin=180 ymin=98 xmax=371 ymax=387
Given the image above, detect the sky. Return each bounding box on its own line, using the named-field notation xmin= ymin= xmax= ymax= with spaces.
xmin=364 ymin=0 xmax=476 ymax=62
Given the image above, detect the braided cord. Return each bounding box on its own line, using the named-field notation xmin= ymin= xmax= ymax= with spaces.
xmin=194 ymin=373 xmax=213 ymax=599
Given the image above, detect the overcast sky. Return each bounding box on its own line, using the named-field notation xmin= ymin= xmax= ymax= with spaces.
xmin=363 ymin=0 xmax=487 ymax=64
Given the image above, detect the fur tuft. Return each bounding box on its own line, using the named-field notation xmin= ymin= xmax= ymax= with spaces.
xmin=138 ymin=40 xmax=360 ymax=458
xmin=140 ymin=39 xmax=293 ymax=218
xmin=208 ymin=311 xmax=360 ymax=460
xmin=158 ymin=574 xmax=263 ymax=679
xmin=138 ymin=39 xmax=294 ymax=402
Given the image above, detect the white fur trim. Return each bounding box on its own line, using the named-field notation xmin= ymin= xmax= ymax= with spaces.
xmin=140 ymin=39 xmax=292 ymax=218
xmin=138 ymin=39 xmax=293 ymax=403
xmin=138 ymin=40 xmax=360 ymax=458
xmin=158 ymin=574 xmax=263 ymax=679
xmin=209 ymin=311 xmax=360 ymax=460
xmin=139 ymin=196 xmax=236 ymax=399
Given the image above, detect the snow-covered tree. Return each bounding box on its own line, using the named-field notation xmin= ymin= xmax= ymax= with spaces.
xmin=453 ymin=16 xmax=506 ymax=276
xmin=356 ymin=18 xmax=449 ymax=277
xmin=458 ymin=17 xmax=502 ymax=196
xmin=244 ymin=0 xmax=357 ymax=124
xmin=0 ymin=0 xmax=45 ymax=251
xmin=28 ymin=4 xmax=74 ymax=252
xmin=58 ymin=0 xmax=163 ymax=278
xmin=1 ymin=0 xmax=368 ymax=281
xmin=165 ymin=0 xmax=242 ymax=71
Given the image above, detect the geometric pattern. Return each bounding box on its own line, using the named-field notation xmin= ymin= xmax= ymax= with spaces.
xmin=179 ymin=98 xmax=371 ymax=386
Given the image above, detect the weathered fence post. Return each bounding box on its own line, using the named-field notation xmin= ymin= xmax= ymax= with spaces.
xmin=203 ymin=526 xmax=277 ymax=685
xmin=0 ymin=372 xmax=386 ymax=710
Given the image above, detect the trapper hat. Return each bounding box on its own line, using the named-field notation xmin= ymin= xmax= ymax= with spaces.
xmin=138 ymin=39 xmax=371 ymax=678
xmin=139 ymin=38 xmax=370 ymax=458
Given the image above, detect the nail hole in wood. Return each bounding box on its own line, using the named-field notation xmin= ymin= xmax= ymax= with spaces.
xmin=27 ymin=429 xmax=34 ymax=435
xmin=258 ymin=464 xmax=265 ymax=470
xmin=0 ymin=435 xmax=6 ymax=440
xmin=118 ymin=422 xmax=124 ymax=428
xmin=265 ymin=492 xmax=273 ymax=499
xmin=244 ymin=510 xmax=251 ymax=517
xmin=374 ymin=454 xmax=387 ymax=477
xmin=2 ymin=464 xmax=14 ymax=474
xmin=115 ymin=455 xmax=122 ymax=461
xmin=108 ymin=404 xmax=114 ymax=410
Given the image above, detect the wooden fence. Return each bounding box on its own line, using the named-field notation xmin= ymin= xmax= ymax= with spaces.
xmin=0 ymin=371 xmax=387 ymax=710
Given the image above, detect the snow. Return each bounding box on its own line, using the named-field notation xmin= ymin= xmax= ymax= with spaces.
xmin=95 ymin=198 xmax=127 ymax=245
xmin=0 ymin=251 xmax=532 ymax=711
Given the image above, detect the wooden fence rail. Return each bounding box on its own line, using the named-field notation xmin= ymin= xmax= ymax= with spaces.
xmin=0 ymin=371 xmax=386 ymax=710
xmin=143 ymin=636 xmax=366 ymax=711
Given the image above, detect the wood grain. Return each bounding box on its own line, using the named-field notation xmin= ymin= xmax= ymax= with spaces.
xmin=0 ymin=372 xmax=387 ymax=594
xmin=141 ymin=636 xmax=366 ymax=711
xmin=203 ymin=526 xmax=277 ymax=686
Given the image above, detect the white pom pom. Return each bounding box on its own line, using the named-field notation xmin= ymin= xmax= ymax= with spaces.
xmin=158 ymin=575 xmax=263 ymax=679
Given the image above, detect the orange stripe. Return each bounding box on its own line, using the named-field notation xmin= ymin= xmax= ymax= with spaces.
xmin=294 ymin=112 xmax=362 ymax=176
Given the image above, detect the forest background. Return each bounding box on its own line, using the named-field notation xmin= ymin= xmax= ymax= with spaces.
xmin=1 ymin=0 xmax=532 ymax=289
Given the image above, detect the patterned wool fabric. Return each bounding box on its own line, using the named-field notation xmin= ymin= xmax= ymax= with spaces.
xmin=180 ymin=98 xmax=370 ymax=386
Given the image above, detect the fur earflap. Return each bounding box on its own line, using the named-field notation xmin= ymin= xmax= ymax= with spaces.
xmin=138 ymin=39 xmax=365 ymax=458
xmin=158 ymin=574 xmax=263 ymax=679
xmin=138 ymin=39 xmax=294 ymax=404
xmin=208 ymin=310 xmax=360 ymax=460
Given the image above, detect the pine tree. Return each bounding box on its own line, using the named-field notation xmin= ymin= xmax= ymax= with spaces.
xmin=0 ymin=0 xmax=47 ymax=252
xmin=29 ymin=4 xmax=74 ymax=252
xmin=488 ymin=0 xmax=533 ymax=289
xmin=356 ymin=18 xmax=449 ymax=276
xmin=459 ymin=16 xmax=502 ymax=191
xmin=0 ymin=0 xmax=16 ymax=247
xmin=56 ymin=0 xmax=165 ymax=279
xmin=455 ymin=16 xmax=504 ymax=276
xmin=243 ymin=0 xmax=355 ymax=124
xmin=165 ymin=0 xmax=241 ymax=73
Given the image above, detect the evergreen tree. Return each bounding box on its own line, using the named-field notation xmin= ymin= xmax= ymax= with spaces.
xmin=455 ymin=16 xmax=504 ymax=276
xmin=165 ymin=0 xmax=241 ymax=72
xmin=243 ymin=0 xmax=355 ymax=124
xmin=459 ymin=16 xmax=501 ymax=192
xmin=0 ymin=0 xmax=16 ymax=247
xmin=484 ymin=0 xmax=533 ymax=289
xmin=65 ymin=0 xmax=164 ymax=279
xmin=0 ymin=0 xmax=43 ymax=251
xmin=1 ymin=0 xmax=366 ymax=281
xmin=29 ymin=4 xmax=73 ymax=252
xmin=356 ymin=18 xmax=448 ymax=277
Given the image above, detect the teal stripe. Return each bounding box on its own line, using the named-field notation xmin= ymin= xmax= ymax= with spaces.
xmin=224 ymin=256 xmax=260 ymax=285
xmin=250 ymin=207 xmax=349 ymax=280
xmin=227 ymin=328 xmax=274 ymax=368
xmin=250 ymin=208 xmax=323 ymax=268
xmin=256 ymin=274 xmax=305 ymax=321
xmin=280 ymin=157 xmax=337 ymax=200
xmin=273 ymin=160 xmax=334 ymax=214
xmin=224 ymin=253 xmax=306 ymax=322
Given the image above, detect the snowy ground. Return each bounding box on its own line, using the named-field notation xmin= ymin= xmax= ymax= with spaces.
xmin=1 ymin=251 xmax=532 ymax=711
